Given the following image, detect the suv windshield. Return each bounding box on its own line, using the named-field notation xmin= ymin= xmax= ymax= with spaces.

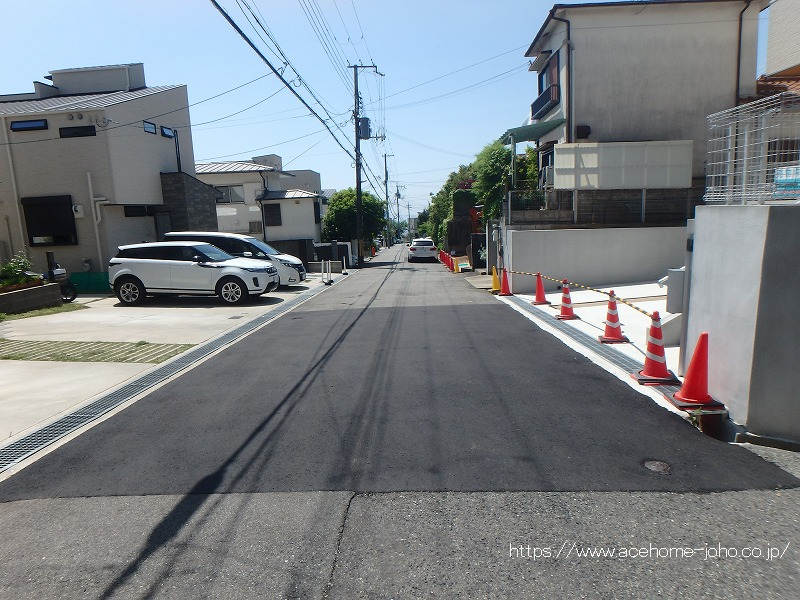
xmin=195 ymin=244 xmax=234 ymax=262
xmin=413 ymin=240 xmax=434 ymax=246
xmin=244 ymin=237 xmax=280 ymax=256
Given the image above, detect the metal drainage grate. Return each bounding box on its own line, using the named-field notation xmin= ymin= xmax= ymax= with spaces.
xmin=507 ymin=296 xmax=680 ymax=398
xmin=0 ymin=276 xmax=346 ymax=472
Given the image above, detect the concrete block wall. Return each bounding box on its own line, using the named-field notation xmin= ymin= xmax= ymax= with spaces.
xmin=686 ymin=205 xmax=800 ymax=442
xmin=0 ymin=283 xmax=62 ymax=314
xmin=160 ymin=172 xmax=219 ymax=232
xmin=507 ymin=226 xmax=686 ymax=294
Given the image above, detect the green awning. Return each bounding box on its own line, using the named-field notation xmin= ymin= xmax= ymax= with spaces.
xmin=499 ymin=118 xmax=565 ymax=145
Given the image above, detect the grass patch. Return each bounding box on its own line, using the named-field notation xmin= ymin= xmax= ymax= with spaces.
xmin=0 ymin=303 xmax=87 ymax=322
xmin=0 ymin=338 xmax=194 ymax=363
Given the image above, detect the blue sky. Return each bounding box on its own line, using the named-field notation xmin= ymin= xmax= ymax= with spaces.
xmin=0 ymin=0 xmax=770 ymax=220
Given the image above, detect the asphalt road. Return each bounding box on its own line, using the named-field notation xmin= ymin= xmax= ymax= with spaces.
xmin=1 ymin=244 xmax=798 ymax=599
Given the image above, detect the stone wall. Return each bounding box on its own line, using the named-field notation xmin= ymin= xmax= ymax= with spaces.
xmin=160 ymin=172 xmax=219 ymax=232
xmin=0 ymin=283 xmax=62 ymax=314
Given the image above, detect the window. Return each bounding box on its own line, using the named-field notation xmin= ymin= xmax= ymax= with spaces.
xmin=160 ymin=126 xmax=176 ymax=138
xmin=538 ymin=50 xmax=559 ymax=94
xmin=59 ymin=125 xmax=96 ymax=138
xmin=10 ymin=119 xmax=48 ymax=132
xmin=215 ymin=185 xmax=245 ymax=204
xmin=262 ymin=203 xmax=282 ymax=227
xmin=143 ymin=121 xmax=157 ymax=134
xmin=314 ymin=200 xmax=321 ymax=224
xmin=124 ymin=205 xmax=147 ymax=217
xmin=21 ymin=195 xmax=77 ymax=246
xmin=248 ymin=221 xmax=263 ymax=234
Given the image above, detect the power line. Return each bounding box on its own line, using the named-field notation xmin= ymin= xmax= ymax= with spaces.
xmin=196 ymin=129 xmax=326 ymax=161
xmin=366 ymin=44 xmax=527 ymax=104
xmin=386 ymin=64 xmax=527 ymax=111
xmin=186 ymin=86 xmax=286 ymax=127
xmin=388 ymin=130 xmax=475 ymax=158
xmin=283 ymin=138 xmax=323 ymax=167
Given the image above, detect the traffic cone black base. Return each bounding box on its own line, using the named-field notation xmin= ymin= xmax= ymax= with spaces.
xmin=599 ymin=334 xmax=629 ymax=344
xmin=630 ymin=370 xmax=681 ymax=386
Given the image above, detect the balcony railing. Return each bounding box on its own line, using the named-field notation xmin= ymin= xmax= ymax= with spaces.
xmin=531 ymin=84 xmax=560 ymax=120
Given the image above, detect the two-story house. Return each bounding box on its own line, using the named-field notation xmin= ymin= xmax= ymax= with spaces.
xmin=195 ymin=154 xmax=323 ymax=262
xmin=0 ymin=63 xmax=218 ymax=290
xmin=513 ymin=0 xmax=765 ymax=226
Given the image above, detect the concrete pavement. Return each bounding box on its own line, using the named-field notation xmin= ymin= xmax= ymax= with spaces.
xmin=0 ymin=245 xmax=797 ymax=599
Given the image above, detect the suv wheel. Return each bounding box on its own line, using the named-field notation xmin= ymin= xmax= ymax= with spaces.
xmin=217 ymin=277 xmax=247 ymax=305
xmin=115 ymin=276 xmax=146 ymax=305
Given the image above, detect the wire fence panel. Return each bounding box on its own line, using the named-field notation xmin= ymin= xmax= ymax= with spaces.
xmin=705 ymin=92 xmax=800 ymax=205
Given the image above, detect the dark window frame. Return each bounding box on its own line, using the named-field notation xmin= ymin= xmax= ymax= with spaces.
xmin=538 ymin=50 xmax=559 ymax=95
xmin=262 ymin=203 xmax=282 ymax=227
xmin=10 ymin=119 xmax=48 ymax=132
xmin=313 ymin=200 xmax=321 ymax=224
xmin=20 ymin=195 xmax=78 ymax=246
xmin=59 ymin=125 xmax=97 ymax=138
xmin=160 ymin=126 xmax=176 ymax=138
xmin=143 ymin=120 xmax=157 ymax=134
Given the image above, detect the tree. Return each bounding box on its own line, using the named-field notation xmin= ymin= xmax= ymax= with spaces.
xmin=322 ymin=188 xmax=386 ymax=244
xmin=471 ymin=141 xmax=511 ymax=221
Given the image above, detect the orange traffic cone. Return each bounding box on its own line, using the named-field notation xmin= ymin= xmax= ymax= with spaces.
xmin=498 ymin=268 xmax=512 ymax=296
xmin=670 ymin=332 xmax=724 ymax=409
xmin=532 ymin=272 xmax=550 ymax=305
xmin=598 ymin=291 xmax=629 ymax=343
xmin=555 ymin=280 xmax=578 ymax=320
xmin=631 ymin=311 xmax=680 ymax=385
xmin=490 ymin=266 xmax=501 ymax=294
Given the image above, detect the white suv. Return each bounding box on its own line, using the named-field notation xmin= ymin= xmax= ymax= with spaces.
xmin=407 ymin=238 xmax=437 ymax=262
xmin=108 ymin=241 xmax=279 ymax=305
xmin=164 ymin=232 xmax=306 ymax=286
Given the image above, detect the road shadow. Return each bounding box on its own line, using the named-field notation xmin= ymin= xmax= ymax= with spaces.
xmin=111 ymin=295 xmax=286 ymax=309
xmin=98 ymin=257 xmax=400 ymax=600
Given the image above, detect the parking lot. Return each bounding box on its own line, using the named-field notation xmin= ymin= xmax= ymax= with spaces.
xmin=0 ymin=276 xmax=325 ymax=443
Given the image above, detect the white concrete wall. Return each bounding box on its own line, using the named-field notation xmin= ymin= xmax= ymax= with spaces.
xmin=101 ymin=205 xmax=157 ymax=257
xmin=687 ymin=205 xmax=800 ymax=441
xmin=271 ymin=169 xmax=322 ymax=193
xmin=686 ymin=206 xmax=766 ymax=425
xmin=105 ymin=86 xmax=195 ymax=206
xmin=766 ymin=0 xmax=800 ymax=76
xmin=553 ymin=141 xmax=692 ymax=190
xmin=263 ymin=198 xmax=320 ymax=242
xmin=507 ymin=226 xmax=686 ymax=294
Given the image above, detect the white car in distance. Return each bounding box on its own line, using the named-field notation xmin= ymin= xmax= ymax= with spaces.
xmin=407 ymin=238 xmax=437 ymax=262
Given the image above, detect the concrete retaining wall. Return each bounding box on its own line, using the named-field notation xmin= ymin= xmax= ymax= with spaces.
xmin=0 ymin=282 xmax=62 ymax=314
xmin=687 ymin=205 xmax=800 ymax=442
xmin=507 ymin=226 xmax=686 ymax=293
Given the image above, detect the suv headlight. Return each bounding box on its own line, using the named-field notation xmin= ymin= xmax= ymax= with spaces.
xmin=278 ymin=259 xmax=299 ymax=269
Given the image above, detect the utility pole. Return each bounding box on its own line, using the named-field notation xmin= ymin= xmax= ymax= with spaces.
xmin=395 ymin=184 xmax=401 ymax=242
xmin=384 ymin=153 xmax=393 ymax=246
xmin=406 ymin=202 xmax=413 ymax=241
xmin=349 ymin=63 xmax=382 ymax=267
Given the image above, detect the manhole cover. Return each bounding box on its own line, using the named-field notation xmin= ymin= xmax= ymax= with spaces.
xmin=643 ymin=460 xmax=671 ymax=475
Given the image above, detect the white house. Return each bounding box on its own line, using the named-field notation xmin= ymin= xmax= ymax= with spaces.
xmin=195 ymin=155 xmax=324 ymax=262
xmin=515 ymin=0 xmax=766 ymax=225
xmin=0 ymin=63 xmax=217 ymax=290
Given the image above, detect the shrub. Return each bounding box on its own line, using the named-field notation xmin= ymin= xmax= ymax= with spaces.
xmin=0 ymin=252 xmax=36 ymax=287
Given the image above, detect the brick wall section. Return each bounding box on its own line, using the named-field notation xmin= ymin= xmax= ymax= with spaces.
xmin=160 ymin=172 xmax=219 ymax=231
xmin=0 ymin=283 xmax=62 ymax=314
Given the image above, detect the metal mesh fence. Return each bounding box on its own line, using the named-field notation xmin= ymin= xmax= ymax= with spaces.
xmin=705 ymin=92 xmax=800 ymax=204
